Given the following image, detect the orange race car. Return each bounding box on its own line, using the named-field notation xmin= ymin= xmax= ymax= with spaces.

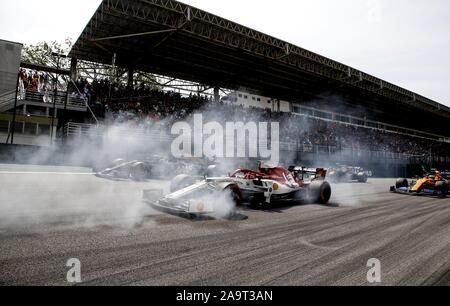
xmin=390 ymin=171 xmax=450 ymax=197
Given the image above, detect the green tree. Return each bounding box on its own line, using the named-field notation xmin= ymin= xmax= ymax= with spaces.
xmin=21 ymin=39 xmax=160 ymax=90
xmin=22 ymin=38 xmax=72 ymax=69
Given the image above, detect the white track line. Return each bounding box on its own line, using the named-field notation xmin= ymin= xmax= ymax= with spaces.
xmin=0 ymin=171 xmax=93 ymax=175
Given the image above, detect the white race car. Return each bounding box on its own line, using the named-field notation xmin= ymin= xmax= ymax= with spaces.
xmin=143 ymin=163 xmax=332 ymax=218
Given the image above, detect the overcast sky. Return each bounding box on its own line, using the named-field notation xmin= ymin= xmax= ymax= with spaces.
xmin=0 ymin=0 xmax=449 ymax=106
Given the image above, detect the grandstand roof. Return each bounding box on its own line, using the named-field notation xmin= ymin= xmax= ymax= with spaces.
xmin=69 ymin=0 xmax=450 ymax=129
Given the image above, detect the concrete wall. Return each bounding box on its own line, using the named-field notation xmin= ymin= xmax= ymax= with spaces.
xmin=0 ymin=39 xmax=22 ymax=95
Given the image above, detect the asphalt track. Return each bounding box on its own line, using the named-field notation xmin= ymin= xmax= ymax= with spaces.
xmin=0 ymin=164 xmax=449 ymax=286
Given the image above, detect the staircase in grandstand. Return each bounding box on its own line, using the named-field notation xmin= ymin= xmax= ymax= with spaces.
xmin=0 ymin=90 xmax=17 ymax=112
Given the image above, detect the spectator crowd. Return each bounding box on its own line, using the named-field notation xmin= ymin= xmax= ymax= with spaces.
xmin=18 ymin=69 xmax=53 ymax=101
xmin=12 ymin=66 xmax=448 ymax=161
xmin=32 ymin=75 xmax=449 ymax=159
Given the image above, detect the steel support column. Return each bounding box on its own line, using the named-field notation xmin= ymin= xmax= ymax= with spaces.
xmin=214 ymin=87 xmax=220 ymax=103
xmin=128 ymin=67 xmax=134 ymax=87
xmin=70 ymin=57 xmax=78 ymax=81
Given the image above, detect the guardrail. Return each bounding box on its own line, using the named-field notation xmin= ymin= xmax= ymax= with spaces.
xmin=1 ymin=89 xmax=88 ymax=112
xmin=61 ymin=122 xmax=103 ymax=138
xmin=61 ymin=122 xmax=171 ymax=143
xmin=24 ymin=90 xmax=86 ymax=108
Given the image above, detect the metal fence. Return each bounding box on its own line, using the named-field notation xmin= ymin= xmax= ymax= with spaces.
xmin=1 ymin=88 xmax=88 ymax=112
xmin=61 ymin=122 xmax=172 ymax=143
xmin=24 ymin=90 xmax=86 ymax=108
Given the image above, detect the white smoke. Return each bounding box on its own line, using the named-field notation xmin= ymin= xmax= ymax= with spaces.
xmin=211 ymin=188 xmax=238 ymax=219
xmin=0 ymin=104 xmax=262 ymax=230
xmin=294 ymin=93 xmax=390 ymax=207
xmin=0 ymin=92 xmax=387 ymax=229
xmin=0 ymin=174 xmax=155 ymax=230
xmin=0 ymin=119 xmax=177 ymax=230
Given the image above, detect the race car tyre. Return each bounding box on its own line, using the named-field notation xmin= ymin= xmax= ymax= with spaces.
xmin=308 ymin=181 xmax=332 ymax=205
xmin=357 ymin=173 xmax=368 ymax=183
xmin=130 ymin=162 xmax=148 ymax=181
xmin=223 ymin=184 xmax=243 ymax=205
xmin=221 ymin=184 xmax=243 ymax=219
xmin=396 ymin=178 xmax=408 ymax=189
xmin=435 ymin=181 xmax=449 ymax=197
xmin=170 ymin=175 xmax=196 ymax=193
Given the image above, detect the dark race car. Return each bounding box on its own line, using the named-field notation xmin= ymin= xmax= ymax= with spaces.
xmin=327 ymin=165 xmax=372 ymax=183
xmin=94 ymin=156 xmax=210 ymax=181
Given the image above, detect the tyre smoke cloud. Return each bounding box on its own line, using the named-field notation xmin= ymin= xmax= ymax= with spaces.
xmin=0 ymin=120 xmax=173 ymax=230
xmin=0 ymin=102 xmax=281 ymax=229
xmin=298 ymin=94 xmax=385 ymax=207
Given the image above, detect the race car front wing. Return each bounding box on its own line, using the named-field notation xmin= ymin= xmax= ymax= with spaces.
xmin=389 ymin=186 xmax=447 ymax=197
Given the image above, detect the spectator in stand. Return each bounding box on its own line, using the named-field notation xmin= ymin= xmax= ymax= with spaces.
xmin=67 ymin=76 xmax=450 ymax=159
xmin=42 ymin=84 xmax=51 ymax=103
xmin=31 ymin=72 xmax=40 ymax=91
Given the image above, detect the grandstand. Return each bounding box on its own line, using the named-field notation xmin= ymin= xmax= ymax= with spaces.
xmin=1 ymin=0 xmax=449 ymax=174
xmin=222 ymin=91 xmax=449 ymax=142
xmin=69 ymin=0 xmax=450 ymax=136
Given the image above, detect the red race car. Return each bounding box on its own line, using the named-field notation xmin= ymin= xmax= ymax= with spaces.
xmin=144 ymin=163 xmax=332 ymax=217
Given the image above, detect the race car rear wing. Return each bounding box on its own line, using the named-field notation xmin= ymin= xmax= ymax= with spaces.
xmin=288 ymin=166 xmax=327 ymax=180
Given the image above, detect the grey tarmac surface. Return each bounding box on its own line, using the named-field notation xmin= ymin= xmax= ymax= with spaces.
xmin=0 ymin=164 xmax=449 ymax=286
